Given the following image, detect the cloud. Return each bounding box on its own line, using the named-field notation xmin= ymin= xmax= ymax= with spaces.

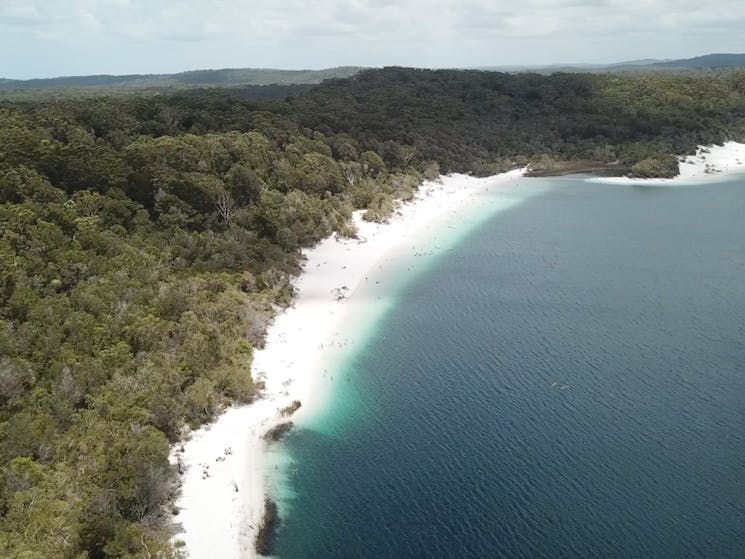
xmin=1 ymin=0 xmax=745 ymax=77
xmin=0 ymin=2 xmax=43 ymax=24
xmin=78 ymin=9 xmax=104 ymax=31
xmin=5 ymin=0 xmax=744 ymax=43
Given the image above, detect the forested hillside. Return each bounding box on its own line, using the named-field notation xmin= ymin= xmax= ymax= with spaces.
xmin=288 ymin=68 xmax=745 ymax=176
xmin=1 ymin=67 xmax=745 ymax=558
xmin=0 ymin=82 xmax=419 ymax=558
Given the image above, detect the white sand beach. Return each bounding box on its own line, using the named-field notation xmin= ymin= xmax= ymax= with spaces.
xmin=170 ymin=169 xmax=527 ymax=559
xmin=587 ymin=141 xmax=745 ymax=185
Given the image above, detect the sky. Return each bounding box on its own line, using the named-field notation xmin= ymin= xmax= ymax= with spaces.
xmin=2 ymin=0 xmax=745 ymax=79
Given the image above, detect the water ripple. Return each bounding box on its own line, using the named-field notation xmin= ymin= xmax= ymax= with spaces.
xmin=275 ymin=177 xmax=745 ymax=558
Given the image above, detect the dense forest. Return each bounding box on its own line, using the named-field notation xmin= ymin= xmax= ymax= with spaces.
xmin=1 ymin=67 xmax=745 ymax=558
xmin=288 ymin=68 xmax=745 ymax=176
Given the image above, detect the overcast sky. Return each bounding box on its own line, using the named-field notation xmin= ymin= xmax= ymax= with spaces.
xmin=2 ymin=0 xmax=745 ymax=79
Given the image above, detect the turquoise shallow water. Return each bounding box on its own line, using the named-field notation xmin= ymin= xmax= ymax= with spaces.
xmin=271 ymin=175 xmax=745 ymax=558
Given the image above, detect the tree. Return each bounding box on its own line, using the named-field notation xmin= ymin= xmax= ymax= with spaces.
xmin=360 ymin=150 xmax=387 ymax=177
xmin=225 ymin=164 xmax=263 ymax=205
xmin=294 ymin=153 xmax=346 ymax=195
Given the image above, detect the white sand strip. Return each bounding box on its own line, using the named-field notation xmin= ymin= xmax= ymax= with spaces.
xmin=587 ymin=142 xmax=745 ymax=185
xmin=170 ymin=169 xmax=526 ymax=559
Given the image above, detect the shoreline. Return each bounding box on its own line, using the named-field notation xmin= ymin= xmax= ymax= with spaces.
xmin=170 ymin=169 xmax=528 ymax=559
xmin=586 ymin=141 xmax=745 ymax=185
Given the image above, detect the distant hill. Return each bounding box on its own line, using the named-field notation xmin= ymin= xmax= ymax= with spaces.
xmin=0 ymin=66 xmax=363 ymax=91
xmin=476 ymin=58 xmax=666 ymax=73
xmin=647 ymin=53 xmax=745 ymax=69
xmin=606 ymin=58 xmax=667 ymax=68
xmin=477 ymin=53 xmax=745 ymax=74
xmin=4 ymin=53 xmax=745 ymax=96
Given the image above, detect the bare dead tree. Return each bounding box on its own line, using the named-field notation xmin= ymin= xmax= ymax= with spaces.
xmin=215 ymin=187 xmax=236 ymax=225
xmin=401 ymin=145 xmax=416 ymax=167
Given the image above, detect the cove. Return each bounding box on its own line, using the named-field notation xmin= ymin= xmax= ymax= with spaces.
xmin=271 ymin=175 xmax=745 ymax=559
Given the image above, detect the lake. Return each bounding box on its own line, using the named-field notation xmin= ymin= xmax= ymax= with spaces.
xmin=271 ymin=175 xmax=745 ymax=558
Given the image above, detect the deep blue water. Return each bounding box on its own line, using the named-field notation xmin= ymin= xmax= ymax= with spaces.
xmin=273 ymin=176 xmax=745 ymax=558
